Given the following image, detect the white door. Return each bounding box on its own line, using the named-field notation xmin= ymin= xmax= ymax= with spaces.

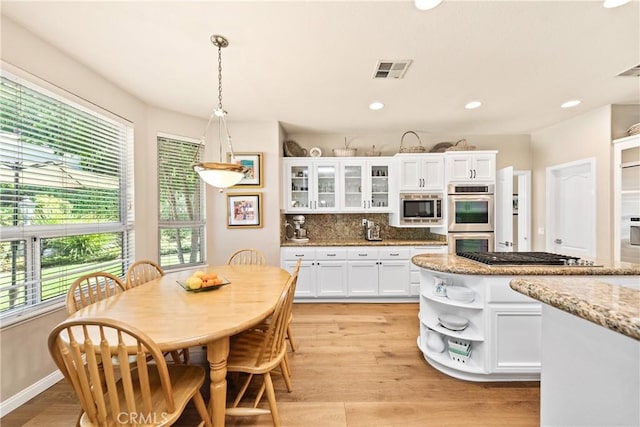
xmin=496 ymin=167 xmax=514 ymax=252
xmin=515 ymin=171 xmax=532 ymax=251
xmin=546 ymin=159 xmax=596 ymax=257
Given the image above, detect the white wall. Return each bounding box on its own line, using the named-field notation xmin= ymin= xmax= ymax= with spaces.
xmin=206 ymin=121 xmax=283 ymax=265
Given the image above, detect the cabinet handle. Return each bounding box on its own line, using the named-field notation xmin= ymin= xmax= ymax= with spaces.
xmin=363 ymin=201 xmax=366 ymax=208
xmin=389 ymin=253 xmax=400 ymax=256
xmin=295 ymin=254 xmax=304 ymax=257
xmin=358 ymin=253 xmax=368 ymax=257
xmin=327 ymin=253 xmax=336 ymax=257
xmin=469 ymin=170 xmax=473 ymax=179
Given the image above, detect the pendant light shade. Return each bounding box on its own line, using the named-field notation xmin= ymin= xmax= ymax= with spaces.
xmin=193 ymin=162 xmax=245 ymax=188
xmin=414 ymin=0 xmax=443 ymax=10
xmin=193 ymin=34 xmax=246 ymax=189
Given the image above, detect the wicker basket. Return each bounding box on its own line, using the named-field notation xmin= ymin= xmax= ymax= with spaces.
xmin=399 ymin=131 xmax=427 ymax=153
xmin=627 ymin=123 xmax=640 ymax=136
xmin=365 ymin=145 xmax=382 ymax=156
xmin=333 ymin=148 xmax=357 ymax=157
xmin=445 ymin=139 xmax=476 ymax=152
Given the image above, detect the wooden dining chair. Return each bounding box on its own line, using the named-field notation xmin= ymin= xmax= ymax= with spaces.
xmin=225 ymin=268 xmax=299 ymax=426
xmin=125 ymin=259 xmax=189 ymax=365
xmin=126 ymin=259 xmax=164 ymax=289
xmin=48 ymin=317 xmax=211 ymax=427
xmin=227 ymin=248 xmax=266 ymax=265
xmin=66 ymin=272 xmax=126 ymax=315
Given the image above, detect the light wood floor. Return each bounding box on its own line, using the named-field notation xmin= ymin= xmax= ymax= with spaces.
xmin=1 ymin=303 xmax=539 ymax=426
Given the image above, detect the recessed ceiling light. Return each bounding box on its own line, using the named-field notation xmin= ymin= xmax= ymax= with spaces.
xmin=561 ymin=100 xmax=581 ymax=109
xmin=603 ymin=0 xmax=631 ymax=8
xmin=369 ymin=102 xmax=384 ymax=111
xmin=415 ymin=0 xmax=443 ymax=10
xmin=465 ymin=101 xmax=482 ymax=110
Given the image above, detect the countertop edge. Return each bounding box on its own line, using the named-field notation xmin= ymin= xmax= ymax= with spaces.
xmin=411 ymin=254 xmax=640 ymax=275
xmin=510 ymin=278 xmax=640 ymax=341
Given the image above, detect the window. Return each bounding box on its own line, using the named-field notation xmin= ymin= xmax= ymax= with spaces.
xmin=0 ymin=69 xmax=134 ymax=322
xmin=157 ymin=134 xmax=205 ymax=269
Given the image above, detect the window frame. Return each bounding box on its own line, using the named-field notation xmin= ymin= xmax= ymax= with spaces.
xmin=0 ymin=63 xmax=134 ymax=326
xmin=157 ymin=132 xmax=206 ymax=270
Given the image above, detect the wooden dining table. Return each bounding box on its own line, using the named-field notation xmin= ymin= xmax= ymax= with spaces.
xmin=66 ymin=264 xmax=291 ymax=427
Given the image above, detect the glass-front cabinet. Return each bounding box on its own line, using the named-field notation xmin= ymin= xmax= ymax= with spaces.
xmin=284 ymin=159 xmax=339 ymax=213
xmin=340 ymin=158 xmax=392 ymax=212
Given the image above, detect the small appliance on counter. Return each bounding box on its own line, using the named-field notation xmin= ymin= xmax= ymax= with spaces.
xmin=363 ymin=219 xmax=382 ymax=241
xmin=285 ymin=215 xmax=310 ymax=243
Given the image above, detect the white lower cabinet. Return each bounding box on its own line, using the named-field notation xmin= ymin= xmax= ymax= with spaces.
xmin=346 ymin=247 xmax=411 ymax=297
xmin=282 ymin=247 xmax=347 ymax=298
xmin=282 ymin=246 xmax=417 ymax=299
xmin=418 ymin=269 xmax=541 ymax=381
xmin=488 ymin=304 xmax=542 ymax=373
xmin=378 ymin=248 xmax=411 ymax=296
xmin=315 ymin=248 xmax=348 ymax=297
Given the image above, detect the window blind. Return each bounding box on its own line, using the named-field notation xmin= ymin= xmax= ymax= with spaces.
xmin=157 ymin=135 xmax=205 ymax=269
xmin=0 ymin=70 xmax=134 ymax=321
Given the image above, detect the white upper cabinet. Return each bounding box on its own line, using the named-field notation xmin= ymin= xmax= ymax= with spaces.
xmin=283 ymin=158 xmax=339 ymax=213
xmin=446 ymin=152 xmax=496 ymax=182
xmin=397 ymin=154 xmax=445 ymax=191
xmin=340 ymin=158 xmax=392 ymax=212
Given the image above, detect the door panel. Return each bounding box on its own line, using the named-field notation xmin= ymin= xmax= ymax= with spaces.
xmin=496 ymin=167 xmax=514 ymax=252
xmin=547 ymin=160 xmax=595 ymax=257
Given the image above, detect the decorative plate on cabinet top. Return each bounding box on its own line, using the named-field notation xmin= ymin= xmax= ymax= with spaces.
xmin=309 ymin=147 xmax=322 ymax=157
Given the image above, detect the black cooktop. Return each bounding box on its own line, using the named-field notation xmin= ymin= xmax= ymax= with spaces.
xmin=457 ymin=251 xmax=581 ymax=266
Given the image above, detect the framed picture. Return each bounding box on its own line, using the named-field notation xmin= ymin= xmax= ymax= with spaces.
xmin=227 ymin=193 xmax=263 ymax=228
xmin=227 ymin=152 xmax=263 ymax=187
xmin=512 ymin=194 xmax=519 ymax=214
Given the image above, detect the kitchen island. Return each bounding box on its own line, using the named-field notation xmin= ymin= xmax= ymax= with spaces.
xmin=510 ymin=277 xmax=639 ymax=427
xmin=411 ymin=253 xmax=640 ymax=382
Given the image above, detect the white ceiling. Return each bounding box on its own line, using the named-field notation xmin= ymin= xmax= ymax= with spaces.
xmin=2 ymin=0 xmax=639 ymax=135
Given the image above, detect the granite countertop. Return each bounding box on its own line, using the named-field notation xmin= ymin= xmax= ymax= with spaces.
xmin=411 ymin=254 xmax=640 ymax=275
xmin=510 ymin=277 xmax=640 ymax=340
xmin=281 ymin=239 xmax=447 ymax=247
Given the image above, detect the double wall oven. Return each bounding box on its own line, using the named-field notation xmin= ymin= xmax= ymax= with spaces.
xmin=447 ymin=183 xmax=495 ymax=253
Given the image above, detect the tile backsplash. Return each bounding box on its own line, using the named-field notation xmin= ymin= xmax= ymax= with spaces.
xmin=281 ymin=213 xmax=445 ymax=242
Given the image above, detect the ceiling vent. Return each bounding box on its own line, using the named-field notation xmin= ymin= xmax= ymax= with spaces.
xmin=618 ymin=64 xmax=640 ymax=77
xmin=372 ymin=60 xmax=412 ymax=79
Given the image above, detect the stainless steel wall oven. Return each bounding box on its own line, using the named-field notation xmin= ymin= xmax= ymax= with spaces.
xmin=448 ymin=183 xmax=495 ymax=232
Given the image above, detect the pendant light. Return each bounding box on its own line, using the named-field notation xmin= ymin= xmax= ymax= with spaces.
xmin=192 ymin=34 xmax=246 ymax=189
xmin=414 ymin=0 xmax=443 ymax=11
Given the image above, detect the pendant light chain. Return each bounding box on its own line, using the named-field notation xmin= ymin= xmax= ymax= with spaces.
xmin=217 ymin=43 xmax=224 ymax=112
xmin=191 ymin=34 xmax=245 ymax=189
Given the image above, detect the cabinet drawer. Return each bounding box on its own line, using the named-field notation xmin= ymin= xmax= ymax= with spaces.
xmin=282 ymin=247 xmax=315 ymax=260
xmin=487 ymin=282 xmax=536 ymax=303
xmin=316 ymin=248 xmax=347 ymax=260
xmin=347 ymin=247 xmax=379 ymax=259
xmin=379 ymin=247 xmax=411 ymax=259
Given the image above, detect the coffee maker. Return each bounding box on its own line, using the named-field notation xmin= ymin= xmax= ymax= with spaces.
xmin=364 ymin=219 xmax=382 ymax=241
xmin=286 ymin=215 xmax=309 ymax=243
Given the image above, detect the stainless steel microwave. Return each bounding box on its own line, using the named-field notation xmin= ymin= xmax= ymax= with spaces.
xmin=397 ymin=193 xmax=444 ymax=226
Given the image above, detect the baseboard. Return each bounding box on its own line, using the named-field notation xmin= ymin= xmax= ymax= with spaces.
xmin=0 ymin=369 xmax=63 ymax=417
